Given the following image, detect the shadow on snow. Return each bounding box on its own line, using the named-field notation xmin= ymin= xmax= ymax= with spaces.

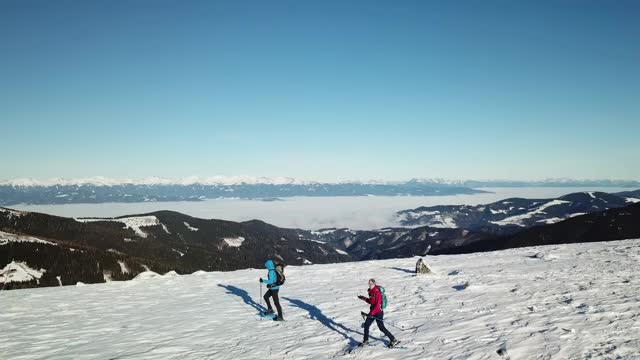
xmin=387 ymin=267 xmax=415 ymax=274
xmin=218 ymin=284 xmax=267 ymax=314
xmin=283 ymin=296 xmax=384 ymax=347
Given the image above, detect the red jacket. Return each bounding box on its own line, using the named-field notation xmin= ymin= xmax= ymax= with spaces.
xmin=363 ymin=285 xmax=383 ymax=316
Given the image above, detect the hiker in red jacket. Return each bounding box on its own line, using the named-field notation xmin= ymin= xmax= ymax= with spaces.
xmin=357 ymin=278 xmax=399 ymax=348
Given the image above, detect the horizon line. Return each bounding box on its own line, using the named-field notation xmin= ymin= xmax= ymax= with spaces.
xmin=1 ymin=176 xmax=639 ymax=187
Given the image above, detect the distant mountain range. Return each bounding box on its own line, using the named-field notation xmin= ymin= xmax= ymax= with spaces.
xmin=3 ymin=189 xmax=640 ymax=290
xmin=2 ymin=176 xmax=639 ymax=188
xmin=1 ymin=176 xmax=638 ymax=206
xmin=311 ymin=200 xmax=640 ymax=260
xmin=397 ymin=190 xmax=640 ymax=229
xmin=0 ymin=179 xmax=486 ymax=206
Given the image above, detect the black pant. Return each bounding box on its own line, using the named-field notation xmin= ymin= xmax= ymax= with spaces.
xmin=264 ymin=289 xmax=283 ymax=317
xmin=363 ymin=312 xmax=395 ymax=342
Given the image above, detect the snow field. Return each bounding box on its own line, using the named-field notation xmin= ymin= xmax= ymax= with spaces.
xmin=1 ymin=239 xmax=639 ymax=359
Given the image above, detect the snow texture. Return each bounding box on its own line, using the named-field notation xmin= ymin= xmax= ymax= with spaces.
xmin=2 ymin=239 xmax=640 ymax=359
xmin=172 ymin=249 xmax=185 ymax=257
xmin=183 ymin=222 xmax=199 ymax=231
xmin=0 ymin=231 xmax=57 ymax=246
xmin=118 ymin=261 xmax=129 ymax=274
xmin=224 ymin=237 xmax=245 ymax=247
xmin=0 ymin=261 xmax=45 ymax=284
xmin=490 ymin=200 xmax=571 ymax=227
xmin=77 ymin=216 xmax=165 ymax=238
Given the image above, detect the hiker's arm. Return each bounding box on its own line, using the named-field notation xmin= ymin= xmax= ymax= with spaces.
xmin=267 ymin=270 xmax=277 ymax=285
xmin=368 ymin=292 xmax=381 ymax=315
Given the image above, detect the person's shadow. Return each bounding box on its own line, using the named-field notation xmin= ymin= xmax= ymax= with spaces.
xmin=283 ymin=297 xmax=383 ymax=347
xmin=218 ymin=284 xmax=266 ymax=313
xmin=387 ymin=267 xmax=415 ymax=274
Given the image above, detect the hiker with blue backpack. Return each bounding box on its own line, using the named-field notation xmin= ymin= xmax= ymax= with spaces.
xmin=259 ymin=259 xmax=285 ymax=321
xmin=357 ymin=278 xmax=400 ymax=348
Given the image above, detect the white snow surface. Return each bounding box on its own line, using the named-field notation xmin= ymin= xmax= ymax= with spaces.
xmin=118 ymin=261 xmax=129 ymax=274
xmin=76 ymin=216 xmax=165 ymax=238
xmin=133 ymin=271 xmax=161 ymax=280
xmin=183 ymin=222 xmax=199 ymax=231
xmin=2 ymin=239 xmax=640 ymax=359
xmin=0 ymin=261 xmax=45 ymax=284
xmin=490 ymin=200 xmax=571 ymax=227
xmin=0 ymin=231 xmax=57 ymax=246
xmin=223 ymin=237 xmax=245 ymax=247
xmin=626 ymin=198 xmax=640 ymax=204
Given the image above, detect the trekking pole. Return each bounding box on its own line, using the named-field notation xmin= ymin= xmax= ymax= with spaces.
xmin=363 ymin=314 xmax=413 ymax=331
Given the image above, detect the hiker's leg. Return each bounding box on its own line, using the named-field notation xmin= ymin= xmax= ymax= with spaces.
xmin=363 ymin=316 xmax=375 ymax=342
xmin=263 ymin=289 xmax=273 ymax=311
xmin=272 ymin=289 xmax=283 ymax=317
xmin=375 ymin=314 xmax=395 ymax=341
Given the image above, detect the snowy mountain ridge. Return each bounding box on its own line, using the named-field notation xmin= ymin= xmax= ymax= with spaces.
xmin=0 ymin=181 xmax=485 ymax=206
xmin=2 ymin=176 xmax=638 ymax=187
xmin=397 ymin=190 xmax=640 ymax=229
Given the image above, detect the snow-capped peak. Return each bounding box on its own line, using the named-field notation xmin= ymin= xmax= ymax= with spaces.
xmin=0 ymin=176 xmax=316 ymax=187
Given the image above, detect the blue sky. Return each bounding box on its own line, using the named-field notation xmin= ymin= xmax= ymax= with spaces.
xmin=1 ymin=1 xmax=639 ymax=181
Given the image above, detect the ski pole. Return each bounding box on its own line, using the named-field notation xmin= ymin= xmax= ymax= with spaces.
xmin=363 ymin=313 xmax=412 ymax=331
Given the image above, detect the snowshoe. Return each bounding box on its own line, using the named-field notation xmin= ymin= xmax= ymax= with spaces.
xmin=388 ymin=339 xmax=401 ymax=348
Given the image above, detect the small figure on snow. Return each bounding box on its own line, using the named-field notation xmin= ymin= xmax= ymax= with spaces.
xmin=357 ymin=278 xmax=400 ymax=348
xmin=416 ymin=258 xmax=431 ymax=275
xmin=260 ymin=259 xmax=285 ymax=321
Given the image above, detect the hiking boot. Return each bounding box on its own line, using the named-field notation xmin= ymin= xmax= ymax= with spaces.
xmin=358 ymin=340 xmax=369 ymax=347
xmin=273 ymin=315 xmax=284 ymax=321
xmin=388 ymin=339 xmax=400 ymax=348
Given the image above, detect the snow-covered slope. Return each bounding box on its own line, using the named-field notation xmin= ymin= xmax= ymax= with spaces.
xmin=0 ymin=261 xmax=46 ymax=284
xmin=2 ymin=239 xmax=639 ymax=359
xmin=397 ymin=191 xmax=636 ymax=229
xmin=76 ymin=215 xmax=168 ymax=238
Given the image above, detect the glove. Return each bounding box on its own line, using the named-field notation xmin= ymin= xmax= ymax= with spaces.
xmin=361 ymin=311 xmax=368 ymax=320
xmin=267 ymin=284 xmax=273 ymax=289
xmin=259 ymin=277 xmax=263 ymax=283
xmin=358 ymin=295 xmax=366 ymax=301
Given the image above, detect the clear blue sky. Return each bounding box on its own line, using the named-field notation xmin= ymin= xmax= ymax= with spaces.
xmin=1 ymin=1 xmax=639 ymax=181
